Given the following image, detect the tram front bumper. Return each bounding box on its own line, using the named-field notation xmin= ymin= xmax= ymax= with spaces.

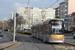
xmin=48 ymin=38 xmax=64 ymax=43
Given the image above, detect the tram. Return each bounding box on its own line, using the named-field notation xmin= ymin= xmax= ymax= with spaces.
xmin=31 ymin=19 xmax=64 ymax=43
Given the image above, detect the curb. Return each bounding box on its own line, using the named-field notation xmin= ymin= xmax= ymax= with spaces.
xmin=65 ymin=42 xmax=75 ymax=46
xmin=0 ymin=41 xmax=17 ymax=50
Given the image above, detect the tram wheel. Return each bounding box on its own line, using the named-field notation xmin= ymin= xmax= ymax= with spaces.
xmin=37 ymin=36 xmax=38 ymax=39
xmin=73 ymin=37 xmax=75 ymax=39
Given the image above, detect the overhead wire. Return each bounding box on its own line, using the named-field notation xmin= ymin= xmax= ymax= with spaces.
xmin=49 ymin=0 xmax=58 ymax=8
xmin=25 ymin=0 xmax=30 ymax=27
xmin=27 ymin=0 xmax=30 ymax=7
xmin=43 ymin=0 xmax=59 ymax=21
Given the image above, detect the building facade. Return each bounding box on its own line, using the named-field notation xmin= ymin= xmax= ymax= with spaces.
xmin=17 ymin=7 xmax=55 ymax=30
xmin=64 ymin=0 xmax=68 ymax=2
xmin=59 ymin=2 xmax=68 ymax=18
xmin=59 ymin=0 xmax=75 ymax=31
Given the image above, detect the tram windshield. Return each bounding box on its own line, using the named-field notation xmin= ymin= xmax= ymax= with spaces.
xmin=52 ymin=28 xmax=63 ymax=34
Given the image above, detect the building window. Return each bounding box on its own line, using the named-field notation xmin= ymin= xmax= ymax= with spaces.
xmin=65 ymin=23 xmax=67 ymax=26
xmin=65 ymin=15 xmax=68 ymax=17
xmin=65 ymin=11 xmax=67 ymax=13
xmin=65 ymin=19 xmax=67 ymax=21
xmin=24 ymin=11 xmax=26 ymax=14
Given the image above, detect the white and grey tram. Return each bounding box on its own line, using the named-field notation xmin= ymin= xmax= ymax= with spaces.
xmin=31 ymin=19 xmax=64 ymax=43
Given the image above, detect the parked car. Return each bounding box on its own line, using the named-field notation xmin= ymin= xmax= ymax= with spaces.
xmin=73 ymin=33 xmax=75 ymax=39
xmin=0 ymin=30 xmax=3 ymax=37
xmin=24 ymin=29 xmax=27 ymax=33
xmin=71 ymin=32 xmax=75 ymax=35
xmin=24 ymin=29 xmax=31 ymax=33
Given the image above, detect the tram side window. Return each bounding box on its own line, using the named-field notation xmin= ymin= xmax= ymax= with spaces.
xmin=41 ymin=26 xmax=43 ymax=34
xmin=39 ymin=26 xmax=41 ymax=34
xmin=33 ymin=29 xmax=34 ymax=33
xmin=32 ymin=29 xmax=33 ymax=33
xmin=45 ymin=24 xmax=48 ymax=34
xmin=43 ymin=25 xmax=45 ymax=34
xmin=35 ymin=28 xmax=37 ymax=33
xmin=38 ymin=27 xmax=40 ymax=32
xmin=32 ymin=28 xmax=33 ymax=33
xmin=41 ymin=26 xmax=43 ymax=35
xmin=36 ymin=27 xmax=37 ymax=33
xmin=36 ymin=29 xmax=37 ymax=33
xmin=34 ymin=28 xmax=36 ymax=33
xmin=37 ymin=26 xmax=39 ymax=33
xmin=49 ymin=24 xmax=52 ymax=34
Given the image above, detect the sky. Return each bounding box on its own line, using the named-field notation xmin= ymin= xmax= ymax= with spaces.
xmin=0 ymin=0 xmax=64 ymax=21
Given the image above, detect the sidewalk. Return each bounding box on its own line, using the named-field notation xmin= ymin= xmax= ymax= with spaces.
xmin=0 ymin=41 xmax=17 ymax=50
xmin=65 ymin=36 xmax=75 ymax=45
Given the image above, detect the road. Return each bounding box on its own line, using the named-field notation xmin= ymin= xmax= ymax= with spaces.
xmin=5 ymin=34 xmax=55 ymax=50
xmin=65 ymin=35 xmax=75 ymax=44
xmin=4 ymin=33 xmax=75 ymax=50
xmin=0 ymin=33 xmax=12 ymax=43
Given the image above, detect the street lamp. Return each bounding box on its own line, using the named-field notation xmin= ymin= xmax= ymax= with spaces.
xmin=2 ymin=21 xmax=4 ymax=32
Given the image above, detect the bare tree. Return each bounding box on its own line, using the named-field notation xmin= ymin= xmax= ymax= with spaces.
xmin=16 ymin=16 xmax=25 ymax=25
xmin=7 ymin=16 xmax=26 ymax=32
xmin=16 ymin=16 xmax=26 ymax=31
xmin=0 ymin=21 xmax=8 ymax=30
xmin=7 ymin=19 xmax=14 ymax=31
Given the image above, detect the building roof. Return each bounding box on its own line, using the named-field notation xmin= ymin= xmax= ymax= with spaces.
xmin=60 ymin=2 xmax=68 ymax=5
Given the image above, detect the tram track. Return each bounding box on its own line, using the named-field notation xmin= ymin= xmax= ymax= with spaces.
xmin=26 ymin=36 xmax=75 ymax=50
xmin=19 ymin=34 xmax=58 ymax=50
xmin=25 ymin=36 xmax=41 ymax=50
xmin=16 ymin=34 xmax=56 ymax=50
xmin=23 ymin=34 xmax=75 ymax=50
xmin=14 ymin=35 xmax=41 ymax=50
xmin=17 ymin=34 xmax=74 ymax=50
xmin=51 ymin=42 xmax=75 ymax=50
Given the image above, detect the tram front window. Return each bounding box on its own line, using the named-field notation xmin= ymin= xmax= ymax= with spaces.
xmin=52 ymin=28 xmax=63 ymax=34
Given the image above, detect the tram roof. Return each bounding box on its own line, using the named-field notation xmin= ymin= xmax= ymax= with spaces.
xmin=32 ymin=22 xmax=44 ymax=27
xmin=46 ymin=18 xmax=64 ymax=21
xmin=32 ymin=18 xmax=64 ymax=27
xmin=44 ymin=18 xmax=64 ymax=24
xmin=45 ymin=18 xmax=63 ymax=22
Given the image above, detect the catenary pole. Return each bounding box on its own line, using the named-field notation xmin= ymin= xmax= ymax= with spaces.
xmin=13 ymin=13 xmax=16 ymax=42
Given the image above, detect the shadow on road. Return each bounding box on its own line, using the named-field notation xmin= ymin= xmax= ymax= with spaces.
xmin=16 ymin=35 xmax=59 ymax=45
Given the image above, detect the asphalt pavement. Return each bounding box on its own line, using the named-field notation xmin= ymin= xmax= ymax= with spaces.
xmin=4 ymin=33 xmax=75 ymax=50
xmin=0 ymin=33 xmax=12 ymax=43
xmin=5 ymin=34 xmax=55 ymax=50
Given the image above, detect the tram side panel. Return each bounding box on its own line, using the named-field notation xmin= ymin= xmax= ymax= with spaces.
xmin=42 ymin=23 xmax=49 ymax=42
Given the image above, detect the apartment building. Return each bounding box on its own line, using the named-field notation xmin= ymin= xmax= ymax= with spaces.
xmin=17 ymin=7 xmax=55 ymax=30
xmin=59 ymin=2 xmax=68 ymax=18
xmin=55 ymin=7 xmax=59 ymax=18
xmin=59 ymin=0 xmax=75 ymax=31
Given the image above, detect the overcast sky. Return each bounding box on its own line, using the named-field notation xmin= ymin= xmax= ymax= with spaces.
xmin=0 ymin=0 xmax=64 ymax=20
